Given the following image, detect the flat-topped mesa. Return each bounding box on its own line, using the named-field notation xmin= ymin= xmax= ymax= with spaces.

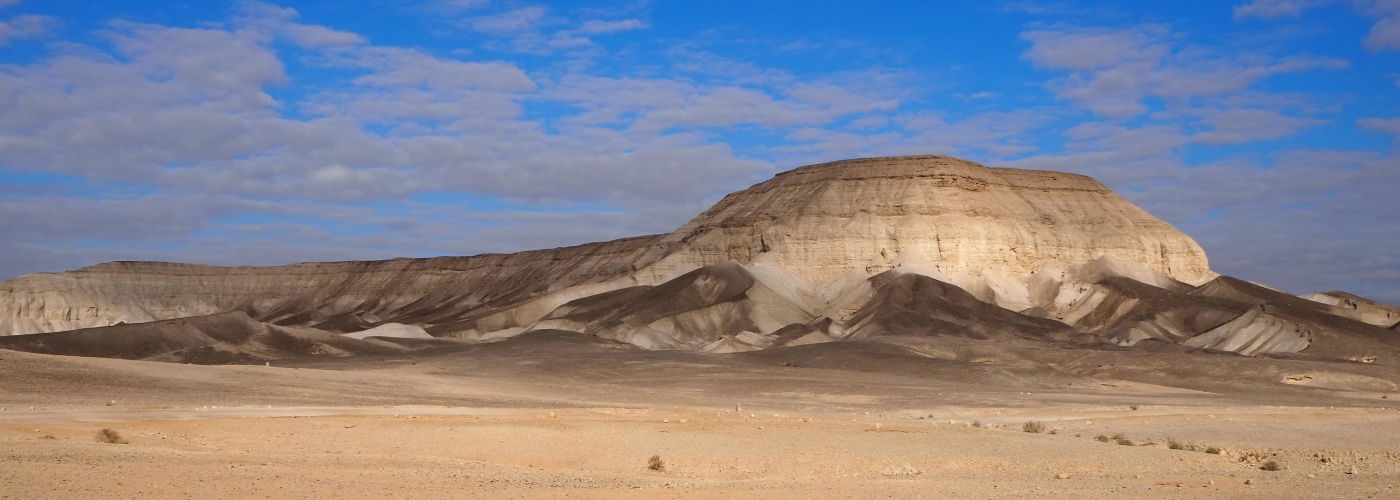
xmin=0 ymin=154 xmax=1216 ymax=337
xmin=639 ymin=155 xmax=1214 ymax=301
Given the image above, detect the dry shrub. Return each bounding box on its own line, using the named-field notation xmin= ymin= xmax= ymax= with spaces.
xmin=1095 ymin=435 xmax=1110 ymax=443
xmin=95 ymin=428 xmax=127 ymax=444
xmin=1022 ymin=421 xmax=1045 ymax=433
xmin=1261 ymin=461 xmax=1282 ymax=471
xmin=648 ymin=455 xmax=665 ymax=471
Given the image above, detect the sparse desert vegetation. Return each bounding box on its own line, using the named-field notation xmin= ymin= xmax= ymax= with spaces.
xmin=1022 ymin=421 xmax=1045 ymax=433
xmin=94 ymin=428 xmax=126 ymax=444
xmin=647 ymin=454 xmax=665 ymax=471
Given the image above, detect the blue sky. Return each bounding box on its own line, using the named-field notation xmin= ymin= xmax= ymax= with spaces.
xmin=0 ymin=0 xmax=1397 ymax=302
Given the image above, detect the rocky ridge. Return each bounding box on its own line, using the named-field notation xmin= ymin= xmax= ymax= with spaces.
xmin=1 ymin=155 xmax=1395 ymax=367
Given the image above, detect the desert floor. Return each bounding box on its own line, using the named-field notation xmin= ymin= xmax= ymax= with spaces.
xmin=3 ymin=336 xmax=1399 ymax=499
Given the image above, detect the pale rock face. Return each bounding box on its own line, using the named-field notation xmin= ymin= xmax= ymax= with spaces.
xmin=342 ymin=323 xmax=433 ymax=340
xmin=639 ymin=155 xmax=1214 ymax=310
xmin=1302 ymin=291 xmax=1400 ymax=327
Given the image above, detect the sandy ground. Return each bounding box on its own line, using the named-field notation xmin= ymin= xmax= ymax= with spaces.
xmin=3 ymin=406 xmax=1399 ymax=498
xmin=3 ymin=338 xmax=1400 ymax=498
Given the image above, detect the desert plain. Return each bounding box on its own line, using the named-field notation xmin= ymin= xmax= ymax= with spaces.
xmin=3 ymin=331 xmax=1399 ymax=499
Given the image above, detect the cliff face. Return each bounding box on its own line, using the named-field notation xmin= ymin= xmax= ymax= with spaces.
xmin=643 ymin=155 xmax=1213 ymax=309
xmin=1 ymin=155 xmax=1212 ymax=338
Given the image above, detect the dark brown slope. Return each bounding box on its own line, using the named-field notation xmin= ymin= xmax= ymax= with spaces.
xmin=0 ymin=312 xmax=422 ymax=364
xmin=838 ymin=272 xmax=1077 ymax=342
xmin=1036 ymin=276 xmax=1250 ymax=345
xmin=531 ymin=262 xmax=811 ymax=350
xmin=1190 ymin=276 xmax=1400 ymax=365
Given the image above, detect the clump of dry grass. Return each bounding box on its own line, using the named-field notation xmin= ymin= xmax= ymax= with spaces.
xmin=95 ymin=428 xmax=127 ymax=444
xmin=1205 ymin=446 xmax=1222 ymax=455
xmin=1261 ymin=461 xmax=1282 ymax=471
xmin=1094 ymin=435 xmax=1111 ymax=443
xmin=1111 ymin=433 xmax=1134 ymax=446
xmin=971 ymin=421 xmax=983 ymax=428
xmin=1168 ymin=438 xmax=1206 ymax=452
xmin=1022 ymin=421 xmax=1045 ymax=433
xmin=647 ymin=455 xmax=665 ymax=471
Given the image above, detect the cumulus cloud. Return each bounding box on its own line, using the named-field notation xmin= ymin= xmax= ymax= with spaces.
xmin=1235 ymin=0 xmax=1400 ymax=51
xmin=1 ymin=1 xmax=1393 ymax=304
xmin=0 ymin=2 xmax=924 ymax=278
xmin=235 ymin=1 xmax=366 ymax=49
xmin=1022 ymin=25 xmax=1347 ymax=118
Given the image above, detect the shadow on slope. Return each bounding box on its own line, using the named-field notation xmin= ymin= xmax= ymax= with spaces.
xmin=0 ymin=312 xmax=440 ymax=364
xmin=530 ymin=262 xmax=812 ymax=351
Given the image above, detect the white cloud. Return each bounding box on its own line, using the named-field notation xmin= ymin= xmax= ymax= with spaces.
xmin=0 ymin=14 xmax=52 ymax=45
xmin=1235 ymin=0 xmax=1400 ymax=51
xmin=1358 ymin=117 xmax=1400 ymax=139
xmin=283 ymin=23 xmax=365 ymax=48
xmin=1365 ymin=14 xmax=1400 ymax=50
xmin=1193 ymin=108 xmax=1324 ymax=144
xmin=434 ymin=0 xmax=490 ymax=11
xmin=470 ymin=6 xmax=547 ymax=34
xmin=346 ymin=47 xmax=535 ymax=92
xmin=235 ymin=1 xmax=365 ymax=49
xmin=576 ymin=18 xmax=646 ymax=34
xmin=1022 ymin=26 xmax=1169 ymax=71
xmin=1233 ymin=0 xmax=1321 ymax=19
xmin=1023 ymin=25 xmax=1347 ymax=118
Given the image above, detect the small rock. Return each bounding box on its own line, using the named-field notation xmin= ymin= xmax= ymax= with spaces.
xmin=1348 ymin=467 xmax=1357 ymax=475
xmin=1306 ymin=474 xmax=1315 ymax=479
xmin=882 ymin=464 xmax=921 ymax=477
xmin=1244 ymin=479 xmax=1253 ymax=485
xmin=1055 ymin=473 xmax=1071 ymax=480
